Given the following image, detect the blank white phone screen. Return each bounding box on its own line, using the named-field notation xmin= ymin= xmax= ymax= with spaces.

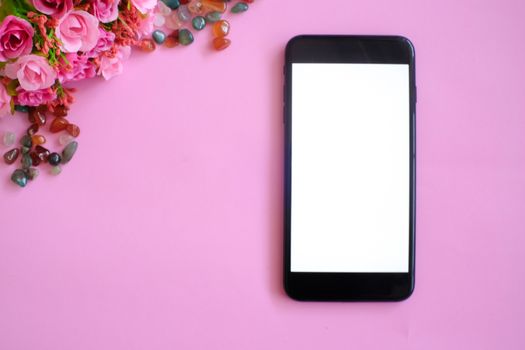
xmin=291 ymin=63 xmax=410 ymax=273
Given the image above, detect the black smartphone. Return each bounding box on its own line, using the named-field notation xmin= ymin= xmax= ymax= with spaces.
xmin=283 ymin=35 xmax=416 ymax=301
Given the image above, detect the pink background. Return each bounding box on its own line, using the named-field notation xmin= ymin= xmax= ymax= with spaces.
xmin=1 ymin=0 xmax=524 ymax=349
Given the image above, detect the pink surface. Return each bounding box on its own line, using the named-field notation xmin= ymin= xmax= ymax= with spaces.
xmin=1 ymin=0 xmax=524 ymax=349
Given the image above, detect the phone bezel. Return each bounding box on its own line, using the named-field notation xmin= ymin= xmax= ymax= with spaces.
xmin=283 ymin=35 xmax=417 ymax=301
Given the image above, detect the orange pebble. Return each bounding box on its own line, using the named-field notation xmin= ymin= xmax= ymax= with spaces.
xmin=66 ymin=124 xmax=80 ymax=138
xmin=201 ymin=0 xmax=227 ymax=13
xmin=213 ymin=37 xmax=231 ymax=51
xmin=50 ymin=117 xmax=69 ymax=133
xmin=139 ymin=38 xmax=156 ymax=52
xmin=188 ymin=0 xmax=205 ymax=15
xmin=164 ymin=31 xmax=179 ymax=48
xmin=31 ymin=134 xmax=46 ymax=145
xmin=212 ymin=20 xmax=230 ymax=38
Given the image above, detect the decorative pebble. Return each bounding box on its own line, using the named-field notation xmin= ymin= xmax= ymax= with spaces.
xmin=213 ymin=37 xmax=231 ymax=50
xmin=177 ymin=5 xmax=191 ymax=22
xmin=139 ymin=38 xmax=156 ymax=52
xmin=66 ymin=124 xmax=80 ymax=138
xmin=25 ymin=168 xmax=40 ymax=181
xmin=157 ymin=1 xmax=172 ymax=15
xmin=205 ymin=11 xmax=222 ymax=23
xmin=21 ymin=146 xmax=30 ymax=154
xmin=212 ymin=20 xmax=230 ymax=37
xmin=164 ymin=31 xmax=180 ymax=47
xmin=35 ymin=145 xmax=50 ymax=162
xmin=50 ymin=165 xmax=62 ymax=176
xmin=165 ymin=12 xmax=182 ymax=30
xmin=48 ymin=152 xmax=62 ymax=166
xmin=202 ymin=0 xmax=227 ymax=13
xmin=14 ymin=105 xmax=29 ymax=113
xmin=36 ymin=112 xmax=46 ymax=126
xmin=50 ymin=117 xmax=69 ymax=133
xmin=231 ymin=1 xmax=248 ymax=13
xmin=178 ymin=29 xmax=194 ymax=45
xmin=59 ymin=134 xmax=75 ymax=146
xmin=30 ymin=109 xmax=46 ymax=126
xmin=20 ymin=135 xmax=32 ymax=148
xmin=11 ymin=169 xmax=27 ymax=187
xmin=152 ymin=30 xmax=167 ymax=44
xmin=25 ymin=167 xmax=39 ymax=181
xmin=29 ymin=152 xmax=41 ymax=166
xmin=61 ymin=141 xmax=78 ymax=164
xmin=192 ymin=16 xmax=206 ymax=30
xmin=21 ymin=153 xmax=32 ymax=168
xmin=2 ymin=132 xmax=15 ymax=147
xmin=161 ymin=0 xmax=180 ymax=10
xmin=153 ymin=14 xmax=166 ymax=27
xmin=27 ymin=123 xmax=39 ymax=136
xmin=27 ymin=112 xmax=35 ymax=124
xmin=32 ymin=134 xmax=46 ymax=145
xmin=188 ymin=0 xmax=205 ymax=15
xmin=3 ymin=148 xmax=20 ymax=165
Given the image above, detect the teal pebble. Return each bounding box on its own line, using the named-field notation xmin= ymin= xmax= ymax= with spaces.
xmin=11 ymin=169 xmax=27 ymax=187
xmin=161 ymin=0 xmax=179 ymax=10
xmin=152 ymin=30 xmax=166 ymax=44
xmin=14 ymin=105 xmax=29 ymax=113
xmin=231 ymin=2 xmax=248 ymax=13
xmin=21 ymin=154 xmax=32 ymax=168
xmin=178 ymin=29 xmax=194 ymax=46
xmin=20 ymin=134 xmax=32 ymax=148
xmin=192 ymin=16 xmax=206 ymax=31
xmin=205 ymin=11 xmax=222 ymax=23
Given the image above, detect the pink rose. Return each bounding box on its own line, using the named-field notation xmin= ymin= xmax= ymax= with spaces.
xmin=0 ymin=83 xmax=12 ymax=118
xmin=0 ymin=16 xmax=34 ymax=62
xmin=98 ymin=46 xmax=130 ymax=80
xmin=15 ymin=87 xmax=56 ymax=107
xmin=136 ymin=11 xmax=154 ymax=38
xmin=32 ymin=0 xmax=73 ymax=19
xmin=131 ymin=0 xmax=157 ymax=14
xmin=58 ymin=53 xmax=96 ymax=83
xmin=92 ymin=0 xmax=120 ymax=23
xmin=4 ymin=54 xmax=57 ymax=91
xmin=56 ymin=10 xmax=100 ymax=53
xmin=85 ymin=28 xmax=115 ymax=57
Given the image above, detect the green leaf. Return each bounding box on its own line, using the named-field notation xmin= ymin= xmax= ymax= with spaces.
xmin=55 ymin=83 xmax=64 ymax=98
xmin=0 ymin=0 xmax=16 ymax=21
xmin=1 ymin=0 xmax=33 ymax=20
xmin=6 ymin=80 xmax=19 ymax=96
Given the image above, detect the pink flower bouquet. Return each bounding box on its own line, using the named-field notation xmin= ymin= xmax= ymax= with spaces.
xmin=0 ymin=0 xmax=253 ymax=187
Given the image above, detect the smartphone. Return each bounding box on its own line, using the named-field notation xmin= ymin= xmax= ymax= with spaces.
xmin=283 ymin=35 xmax=416 ymax=301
